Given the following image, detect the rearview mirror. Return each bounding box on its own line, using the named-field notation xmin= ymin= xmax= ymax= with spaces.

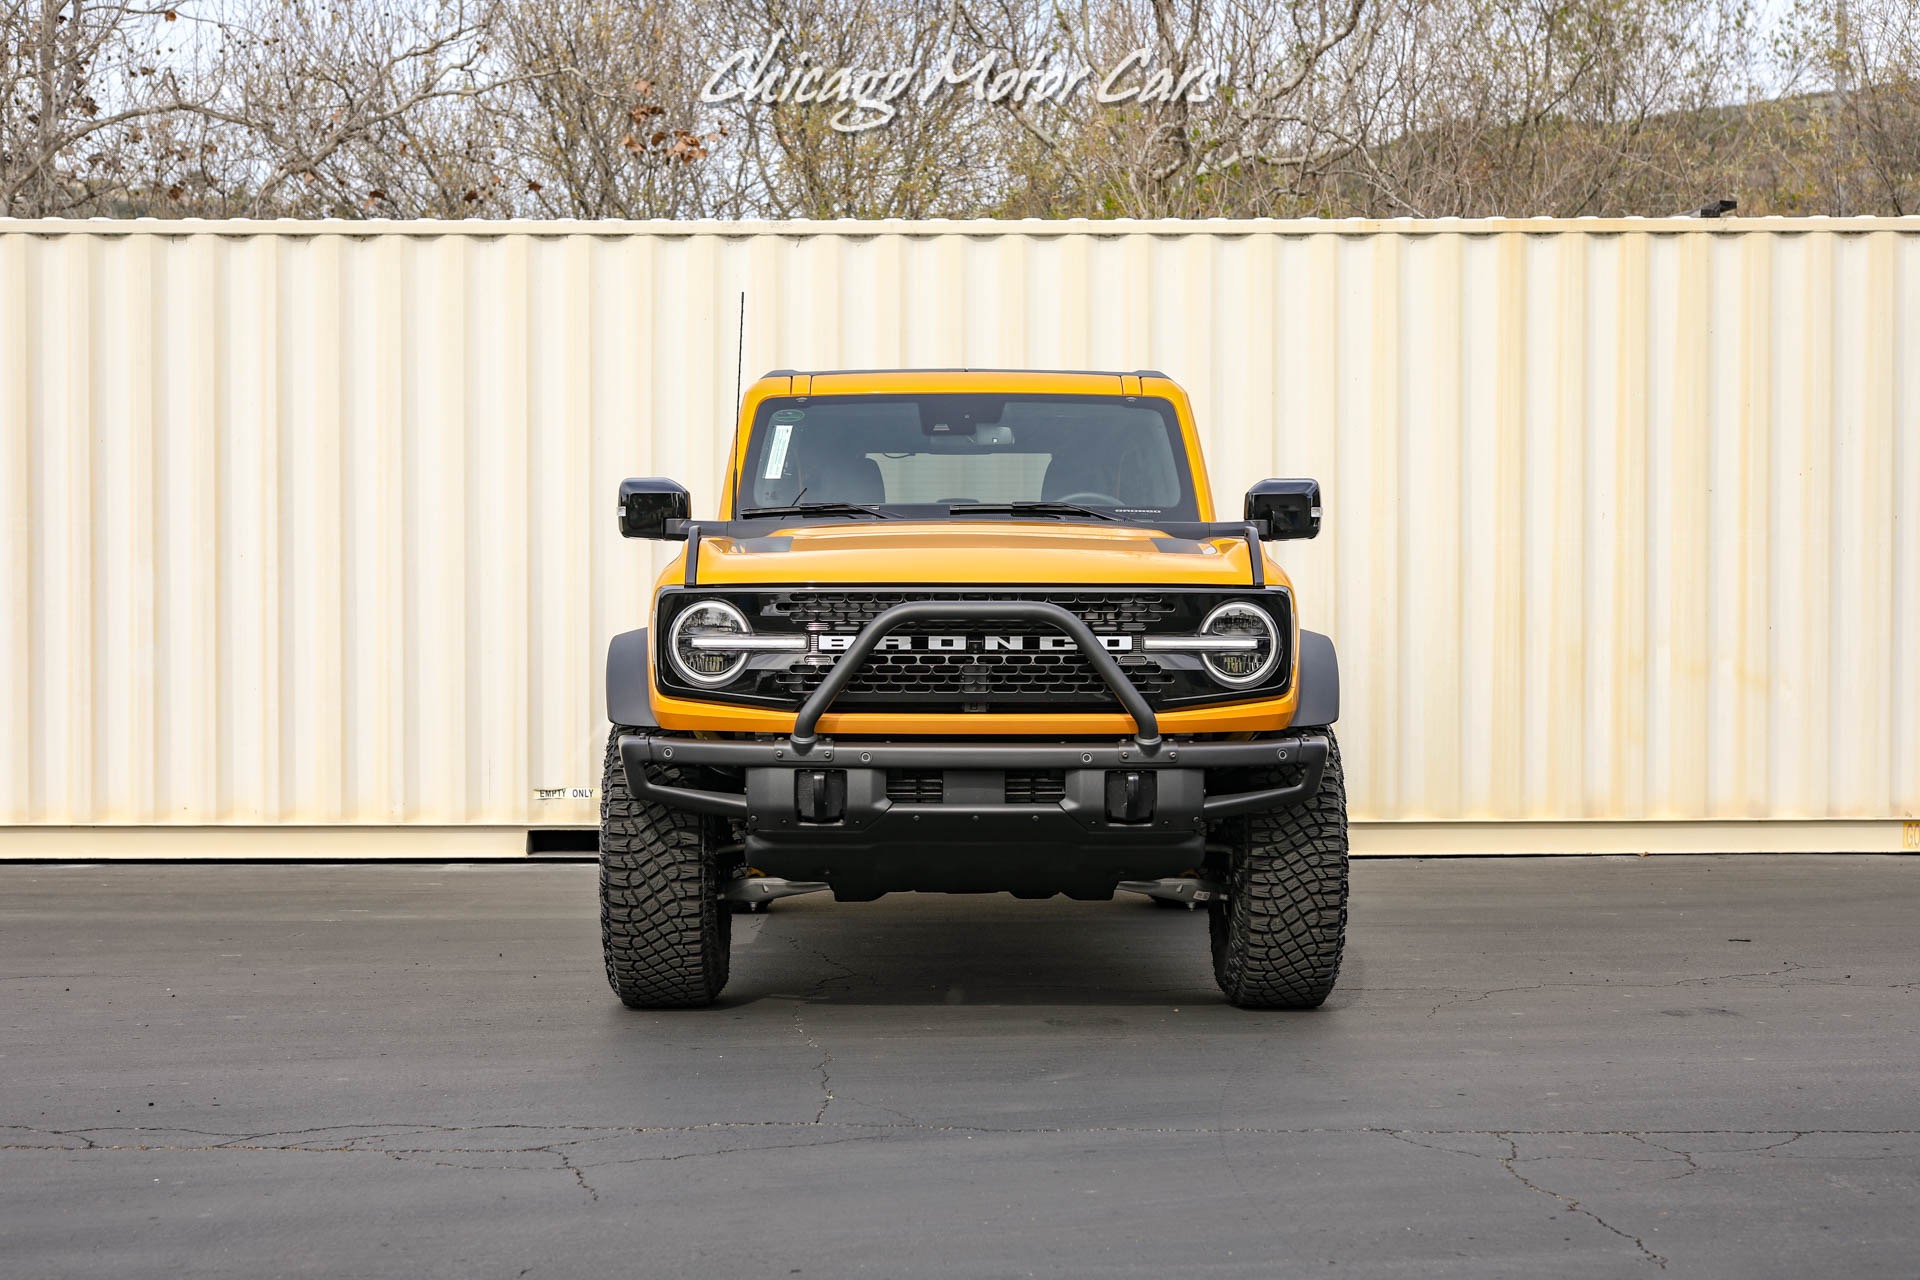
xmin=618 ymin=478 xmax=691 ymax=540
xmin=1245 ymin=479 xmax=1321 ymax=540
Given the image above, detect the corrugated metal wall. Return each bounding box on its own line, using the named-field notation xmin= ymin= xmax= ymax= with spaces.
xmin=2 ymin=218 xmax=1917 ymax=839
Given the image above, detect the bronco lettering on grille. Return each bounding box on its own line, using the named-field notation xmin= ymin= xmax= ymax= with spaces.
xmin=816 ymin=633 xmax=1134 ymax=653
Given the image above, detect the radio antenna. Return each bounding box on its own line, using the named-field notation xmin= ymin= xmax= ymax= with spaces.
xmin=733 ymin=291 xmax=746 ymax=416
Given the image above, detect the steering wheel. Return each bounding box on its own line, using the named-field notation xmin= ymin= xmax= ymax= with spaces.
xmin=1055 ymin=491 xmax=1122 ymax=506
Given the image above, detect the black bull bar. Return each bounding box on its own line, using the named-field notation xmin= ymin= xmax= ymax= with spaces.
xmin=619 ymin=600 xmax=1328 ymax=825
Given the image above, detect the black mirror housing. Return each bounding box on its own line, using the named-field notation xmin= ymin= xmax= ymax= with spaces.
xmin=1245 ymin=478 xmax=1321 ymax=540
xmin=618 ymin=478 xmax=692 ymax=540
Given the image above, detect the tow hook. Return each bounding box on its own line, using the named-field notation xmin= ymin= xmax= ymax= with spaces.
xmin=1117 ymin=878 xmax=1229 ymax=908
xmin=1104 ymin=770 xmax=1157 ymax=822
xmin=721 ymin=876 xmax=831 ymax=905
xmin=794 ymin=769 xmax=847 ymax=823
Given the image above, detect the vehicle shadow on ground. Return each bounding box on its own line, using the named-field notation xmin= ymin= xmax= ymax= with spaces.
xmin=710 ymin=893 xmax=1274 ymax=1009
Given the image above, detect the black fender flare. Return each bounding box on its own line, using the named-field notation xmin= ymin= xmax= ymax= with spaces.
xmin=605 ymin=628 xmax=659 ymax=729
xmin=1292 ymin=630 xmax=1339 ymax=727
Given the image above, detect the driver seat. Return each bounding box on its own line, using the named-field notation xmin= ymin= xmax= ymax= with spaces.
xmin=804 ymin=457 xmax=885 ymax=505
xmin=1041 ymin=453 xmax=1115 ymax=503
xmin=785 ymin=428 xmax=887 ymax=505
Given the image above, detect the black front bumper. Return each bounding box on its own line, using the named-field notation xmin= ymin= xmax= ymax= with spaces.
xmin=616 ymin=730 xmax=1329 ymax=900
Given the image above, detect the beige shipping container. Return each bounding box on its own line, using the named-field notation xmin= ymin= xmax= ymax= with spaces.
xmin=1 ymin=217 xmax=1916 ymax=857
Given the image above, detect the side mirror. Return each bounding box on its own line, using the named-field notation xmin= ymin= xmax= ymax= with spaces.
xmin=1245 ymin=479 xmax=1321 ymax=540
xmin=618 ymin=478 xmax=691 ymax=540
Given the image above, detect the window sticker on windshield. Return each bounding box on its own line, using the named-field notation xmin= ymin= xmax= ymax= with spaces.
xmin=763 ymin=417 xmax=798 ymax=479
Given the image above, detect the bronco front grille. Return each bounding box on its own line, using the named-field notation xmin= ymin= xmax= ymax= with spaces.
xmin=653 ymin=587 xmax=1291 ymax=712
xmin=764 ymin=591 xmax=1182 ymax=708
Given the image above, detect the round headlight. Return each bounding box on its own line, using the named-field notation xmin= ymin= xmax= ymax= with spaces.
xmin=668 ymin=599 xmax=752 ymax=686
xmin=1199 ymin=602 xmax=1279 ymax=686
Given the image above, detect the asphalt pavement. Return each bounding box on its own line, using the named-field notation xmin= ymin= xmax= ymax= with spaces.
xmin=2 ymin=855 xmax=1916 ymax=1279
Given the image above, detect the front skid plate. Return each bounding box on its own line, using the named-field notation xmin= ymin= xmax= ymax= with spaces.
xmin=742 ymin=804 xmax=1205 ymax=900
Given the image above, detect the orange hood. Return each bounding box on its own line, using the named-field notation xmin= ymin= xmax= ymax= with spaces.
xmin=671 ymin=520 xmax=1272 ymax=588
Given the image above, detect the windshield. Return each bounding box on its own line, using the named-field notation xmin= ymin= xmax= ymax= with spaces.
xmin=733 ymin=393 xmax=1201 ymax=521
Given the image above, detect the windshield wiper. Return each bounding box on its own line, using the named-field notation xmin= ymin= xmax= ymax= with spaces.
xmin=947 ymin=501 xmax=1120 ymax=522
xmin=738 ymin=501 xmax=896 ymax=520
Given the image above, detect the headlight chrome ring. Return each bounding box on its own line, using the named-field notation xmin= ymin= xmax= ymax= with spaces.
xmin=667 ymin=599 xmax=753 ymax=686
xmin=1198 ymin=601 xmax=1280 ymax=686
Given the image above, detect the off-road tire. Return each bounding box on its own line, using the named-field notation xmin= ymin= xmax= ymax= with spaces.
xmin=1208 ymin=732 xmax=1348 ymax=1009
xmin=600 ymin=728 xmax=730 ymax=1008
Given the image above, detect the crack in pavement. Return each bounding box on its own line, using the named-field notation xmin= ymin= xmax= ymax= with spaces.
xmin=10 ymin=1122 xmax=1912 ymax=1150
xmin=1493 ymin=1134 xmax=1667 ymax=1269
xmin=556 ymin=1149 xmax=598 ymax=1202
xmin=592 ymin=1132 xmax=890 ymax=1171
xmin=780 ymin=936 xmax=863 ymax=1125
xmin=7 ymin=1114 xmax=1912 ymax=1237
xmin=1376 ymin=1127 xmax=1920 ymax=1270
xmin=13 ymin=1119 xmax=1906 ymax=1250
xmin=791 ymin=1006 xmax=835 ymax=1124
xmin=1625 ymin=1132 xmax=1703 ymax=1181
xmin=1417 ymin=959 xmax=1913 ymax=1017
xmin=837 ymin=1092 xmax=923 ymax=1126
xmin=0 ymin=1120 xmax=901 ymax=1202
xmin=1383 ymin=1129 xmax=1670 ymax=1267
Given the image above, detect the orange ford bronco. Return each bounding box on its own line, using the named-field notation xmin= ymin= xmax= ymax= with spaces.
xmin=602 ymin=370 xmax=1343 ymax=1009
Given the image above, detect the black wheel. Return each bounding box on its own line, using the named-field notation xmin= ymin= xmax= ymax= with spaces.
xmin=599 ymin=728 xmax=730 ymax=1008
xmin=1207 ymin=732 xmax=1348 ymax=1009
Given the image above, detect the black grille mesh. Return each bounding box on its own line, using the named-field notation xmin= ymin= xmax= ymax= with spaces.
xmin=882 ymin=770 xmax=1067 ymax=805
xmin=764 ymin=592 xmax=1176 ymax=707
xmin=885 ymin=771 xmax=944 ymax=803
xmin=776 ymin=644 xmax=1171 ymax=704
xmin=1004 ymin=771 xmax=1067 ymax=803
